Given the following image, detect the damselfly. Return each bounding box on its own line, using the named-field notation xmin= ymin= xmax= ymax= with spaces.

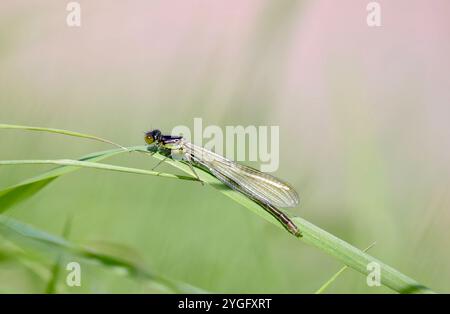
xmin=145 ymin=129 xmax=301 ymax=237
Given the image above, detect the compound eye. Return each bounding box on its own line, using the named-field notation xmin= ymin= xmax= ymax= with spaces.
xmin=145 ymin=135 xmax=154 ymax=145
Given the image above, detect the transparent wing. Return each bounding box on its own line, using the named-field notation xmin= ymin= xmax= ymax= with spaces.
xmin=183 ymin=142 xmax=299 ymax=208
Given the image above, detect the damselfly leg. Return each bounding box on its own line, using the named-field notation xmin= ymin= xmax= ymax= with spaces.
xmin=147 ymin=141 xmax=203 ymax=183
xmin=151 ymin=156 xmax=169 ymax=171
xmin=183 ymin=154 xmax=204 ymax=184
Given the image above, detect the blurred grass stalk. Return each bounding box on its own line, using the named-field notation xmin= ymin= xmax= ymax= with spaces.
xmin=0 ymin=123 xmax=434 ymax=293
xmin=0 ymin=215 xmax=207 ymax=293
xmin=315 ymin=242 xmax=377 ymax=294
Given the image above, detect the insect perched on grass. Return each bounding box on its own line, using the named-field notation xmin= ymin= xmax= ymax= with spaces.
xmin=144 ymin=129 xmax=301 ymax=237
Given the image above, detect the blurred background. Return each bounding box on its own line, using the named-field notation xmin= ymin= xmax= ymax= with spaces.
xmin=1 ymin=0 xmax=449 ymax=293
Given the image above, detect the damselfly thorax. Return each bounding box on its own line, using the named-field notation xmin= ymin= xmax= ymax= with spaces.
xmin=145 ymin=129 xmax=301 ymax=237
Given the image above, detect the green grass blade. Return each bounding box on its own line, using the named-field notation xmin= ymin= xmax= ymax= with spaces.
xmin=0 ymin=159 xmax=197 ymax=180
xmin=44 ymin=216 xmax=73 ymax=294
xmin=296 ymin=218 xmax=432 ymax=293
xmin=316 ymin=264 xmax=348 ymax=294
xmin=142 ymin=150 xmax=434 ymax=294
xmin=315 ymin=242 xmax=376 ymax=294
xmin=0 ymin=146 xmax=195 ymax=213
xmin=0 ymin=242 xmax=50 ymax=282
xmin=0 ymin=123 xmax=127 ymax=150
xmin=0 ymin=215 xmax=207 ymax=293
xmin=0 ymin=147 xmax=126 ymax=212
xmin=0 ymin=121 xmax=434 ymax=293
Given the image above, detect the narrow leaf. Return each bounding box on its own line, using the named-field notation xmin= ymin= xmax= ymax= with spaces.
xmin=0 ymin=147 xmax=195 ymax=213
xmin=315 ymin=242 xmax=376 ymax=294
xmin=0 ymin=147 xmax=127 ymax=212
xmin=44 ymin=216 xmax=73 ymax=294
xmin=142 ymin=150 xmax=434 ymax=294
xmin=0 ymin=123 xmax=127 ymax=150
xmin=0 ymin=215 xmax=206 ymax=293
xmin=0 ymin=159 xmax=196 ymax=180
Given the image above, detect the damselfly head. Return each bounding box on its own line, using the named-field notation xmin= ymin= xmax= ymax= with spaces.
xmin=144 ymin=129 xmax=162 ymax=145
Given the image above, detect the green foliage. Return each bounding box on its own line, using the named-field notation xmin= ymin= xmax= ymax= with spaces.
xmin=0 ymin=124 xmax=434 ymax=293
xmin=0 ymin=215 xmax=206 ymax=293
xmin=315 ymin=242 xmax=376 ymax=294
xmin=0 ymin=148 xmax=196 ymax=213
xmin=0 ymin=123 xmax=127 ymax=150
